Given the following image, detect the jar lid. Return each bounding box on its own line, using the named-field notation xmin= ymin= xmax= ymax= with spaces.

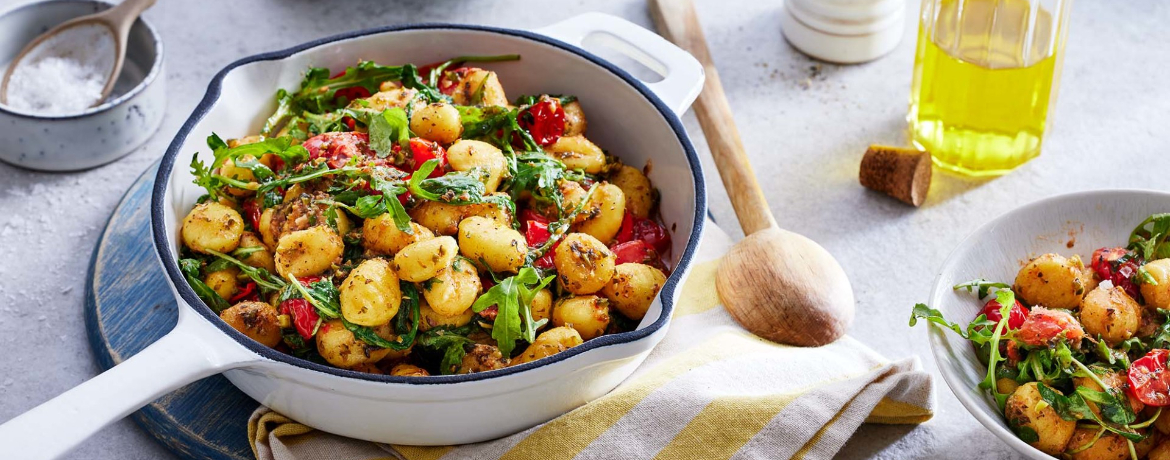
xmin=780 ymin=0 xmax=905 ymax=64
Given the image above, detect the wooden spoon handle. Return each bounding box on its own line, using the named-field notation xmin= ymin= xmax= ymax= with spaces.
xmin=102 ymin=0 xmax=156 ymax=35
xmin=650 ymin=0 xmax=777 ymax=236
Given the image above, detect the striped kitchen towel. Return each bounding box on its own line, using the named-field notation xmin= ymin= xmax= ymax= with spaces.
xmin=248 ymin=221 xmax=934 ymax=460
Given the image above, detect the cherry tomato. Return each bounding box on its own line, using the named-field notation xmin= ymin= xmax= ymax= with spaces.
xmin=329 ymin=70 xmax=372 ymax=106
xmin=611 ymin=240 xmax=655 ymax=265
xmin=633 ymin=217 xmax=671 ymax=253
xmin=1015 ymin=307 xmax=1085 ymax=347
xmin=518 ymin=98 xmax=566 ymax=147
xmin=615 ymin=212 xmax=635 ymax=244
xmin=1091 ymin=247 xmax=1143 ymax=299
xmin=520 ymin=208 xmax=551 ymax=225
xmin=242 ymin=199 xmax=262 ymax=232
xmin=279 ymin=298 xmax=320 ymax=341
xmin=303 ymin=132 xmax=374 ymax=169
xmin=978 ymin=298 xmax=1028 ymax=329
xmin=1129 ymin=349 xmax=1170 ymax=406
xmin=437 ymin=67 xmax=470 ymax=96
xmin=408 ymin=138 xmax=447 ymax=177
xmin=524 ymin=220 xmax=551 ymax=247
xmin=229 ymin=282 xmax=259 ymax=303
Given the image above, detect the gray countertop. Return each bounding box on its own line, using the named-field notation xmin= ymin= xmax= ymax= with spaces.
xmin=1 ymin=0 xmax=1167 ymax=459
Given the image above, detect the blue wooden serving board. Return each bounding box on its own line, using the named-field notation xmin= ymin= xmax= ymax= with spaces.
xmin=84 ymin=164 xmax=257 ymax=460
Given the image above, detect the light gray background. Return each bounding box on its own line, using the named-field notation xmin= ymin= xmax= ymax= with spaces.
xmin=1 ymin=0 xmax=1167 ymax=459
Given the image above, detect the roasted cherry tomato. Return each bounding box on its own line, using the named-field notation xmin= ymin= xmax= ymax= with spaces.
xmin=229 ymin=282 xmax=259 ymax=303
xmin=616 ymin=212 xmax=635 ymax=244
xmin=408 ymin=138 xmax=447 ymax=178
xmin=632 ymin=217 xmax=671 ymax=253
xmin=978 ymin=298 xmax=1028 ymax=330
xmin=279 ymin=298 xmax=320 ymax=341
xmin=1130 ymin=349 xmax=1170 ymax=406
xmin=303 ymin=132 xmax=374 ymax=169
xmin=611 ymin=240 xmax=654 ymax=266
xmin=1091 ymin=247 xmax=1143 ymax=299
xmin=518 ymin=97 xmax=566 ymax=147
xmin=242 ymin=199 xmax=263 ymax=232
xmin=329 ymin=70 xmax=372 ymax=106
xmin=1015 ymin=306 xmax=1085 ymax=347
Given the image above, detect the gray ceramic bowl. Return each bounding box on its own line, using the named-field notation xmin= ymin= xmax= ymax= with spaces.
xmin=0 ymin=0 xmax=165 ymax=171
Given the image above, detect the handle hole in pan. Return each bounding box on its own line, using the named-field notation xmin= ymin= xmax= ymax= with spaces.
xmin=580 ymin=32 xmax=666 ymax=84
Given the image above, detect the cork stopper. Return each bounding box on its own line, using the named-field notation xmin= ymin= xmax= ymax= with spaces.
xmin=859 ymin=146 xmax=932 ymax=206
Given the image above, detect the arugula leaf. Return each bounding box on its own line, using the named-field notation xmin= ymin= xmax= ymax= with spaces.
xmin=1076 ymin=385 xmax=1137 ymax=426
xmin=406 ymin=160 xmax=516 ymax=220
xmin=471 ymin=267 xmax=556 ymax=356
xmin=456 ymin=105 xmax=540 ymax=153
xmin=508 ymin=152 xmax=568 ymax=210
xmin=369 ymin=172 xmax=413 ymax=233
xmin=513 ymin=94 xmax=577 ymax=107
xmin=205 ymin=249 xmax=285 ymax=293
xmin=342 ymin=282 xmax=421 ymax=351
xmin=1130 ymin=213 xmax=1170 ymax=260
xmin=179 ymin=258 xmax=230 ymax=312
xmin=400 ymin=64 xmax=446 ymax=103
xmin=1015 ymin=342 xmax=1074 ymax=387
xmin=209 ymin=135 xmax=308 ymax=170
xmin=953 ymin=278 xmax=1013 ymax=299
xmin=1036 ymin=382 xmax=1093 ymax=421
xmin=368 ymin=108 xmax=411 ymax=158
xmin=427 ymin=54 xmax=521 ymax=87
xmin=418 ymin=327 xmax=476 ymax=375
xmin=978 ymin=290 xmax=1016 ymax=409
xmin=286 ymin=274 xmax=341 ymax=319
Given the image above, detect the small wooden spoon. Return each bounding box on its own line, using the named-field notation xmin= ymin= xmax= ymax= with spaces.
xmin=0 ymin=0 xmax=156 ymax=107
xmin=651 ymin=0 xmax=855 ymax=346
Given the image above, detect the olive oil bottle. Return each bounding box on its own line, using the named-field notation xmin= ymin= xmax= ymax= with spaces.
xmin=909 ymin=0 xmax=1072 ymax=176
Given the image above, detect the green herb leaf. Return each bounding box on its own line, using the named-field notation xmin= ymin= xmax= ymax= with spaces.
xmin=470 ymin=267 xmax=556 ymax=357
xmin=179 ymin=258 xmax=230 ymax=313
xmin=953 ymin=278 xmax=1012 ymax=299
xmin=427 ymin=54 xmax=521 ymax=87
xmin=418 ymin=327 xmax=476 ymax=375
xmin=205 ymin=249 xmax=285 ymax=293
xmin=368 ymin=108 xmax=411 ymax=158
xmin=1130 ymin=213 xmax=1170 ymax=260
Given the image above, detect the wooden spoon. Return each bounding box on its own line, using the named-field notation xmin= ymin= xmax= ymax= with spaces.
xmin=651 ymin=0 xmax=855 ymax=346
xmin=0 ymin=0 xmax=156 ymax=107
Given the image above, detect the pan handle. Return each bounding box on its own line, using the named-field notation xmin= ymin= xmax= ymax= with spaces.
xmin=534 ymin=12 xmax=705 ymax=115
xmin=0 ymin=312 xmax=257 ymax=460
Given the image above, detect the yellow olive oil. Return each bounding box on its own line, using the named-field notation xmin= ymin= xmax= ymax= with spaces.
xmin=909 ymin=0 xmax=1069 ymax=176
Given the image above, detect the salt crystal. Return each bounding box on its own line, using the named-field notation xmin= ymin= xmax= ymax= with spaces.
xmin=4 ymin=24 xmax=115 ymax=115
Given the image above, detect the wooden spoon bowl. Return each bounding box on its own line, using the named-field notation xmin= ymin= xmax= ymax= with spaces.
xmin=717 ymin=228 xmax=855 ymax=346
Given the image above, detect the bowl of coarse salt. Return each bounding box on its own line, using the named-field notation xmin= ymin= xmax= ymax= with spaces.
xmin=0 ymin=0 xmax=164 ymax=171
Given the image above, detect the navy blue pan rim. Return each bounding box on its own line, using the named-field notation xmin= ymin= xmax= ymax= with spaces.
xmin=151 ymin=22 xmax=708 ymax=386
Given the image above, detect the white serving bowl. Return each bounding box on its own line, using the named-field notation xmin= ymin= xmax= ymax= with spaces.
xmin=0 ymin=13 xmax=705 ymax=459
xmin=0 ymin=0 xmax=165 ymax=171
xmin=928 ymin=190 xmax=1170 ymax=460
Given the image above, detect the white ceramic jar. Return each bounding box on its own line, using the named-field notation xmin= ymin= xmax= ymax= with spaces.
xmin=780 ymin=0 xmax=905 ymax=63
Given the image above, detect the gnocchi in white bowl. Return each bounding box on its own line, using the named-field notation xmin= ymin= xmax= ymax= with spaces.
xmin=0 ymin=14 xmax=707 ymax=456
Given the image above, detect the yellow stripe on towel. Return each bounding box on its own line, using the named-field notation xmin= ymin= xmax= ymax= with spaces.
xmin=500 ymin=331 xmax=763 ymax=460
xmin=653 ymin=393 xmax=800 ymax=460
xmin=865 ymin=398 xmax=934 ymax=424
xmin=673 ymin=259 xmax=723 ymax=317
xmin=392 ymin=445 xmax=453 ymax=460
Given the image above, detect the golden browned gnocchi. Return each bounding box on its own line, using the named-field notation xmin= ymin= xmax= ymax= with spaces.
xmin=1142 ymin=259 xmax=1170 ymax=309
xmin=609 ymin=165 xmax=654 ymax=218
xmin=545 ymin=135 xmax=606 ymax=174
xmin=340 ymin=258 xmax=402 ymax=326
xmin=409 ymin=102 xmax=463 ymax=144
xmin=274 ymin=226 xmax=344 ymax=277
xmin=181 ymin=202 xmax=245 ymax=254
xmin=552 ymin=295 xmax=610 ymax=340
xmin=458 ymin=216 xmax=527 ymax=273
xmin=316 ymin=320 xmax=393 ymax=369
xmin=574 ymin=183 xmax=626 ymax=243
xmin=1066 ymin=428 xmax=1129 ymax=460
xmin=180 ymin=58 xmax=674 ymax=376
xmin=363 ymin=216 xmax=433 ymax=255
xmin=513 ymin=327 xmax=583 ymax=365
xmin=1004 ymin=382 xmax=1077 ymax=455
xmin=219 ymin=301 xmax=282 ymax=348
xmin=447 ymin=140 xmax=507 ymax=193
xmin=601 ymin=263 xmax=666 ymax=321
xmin=1080 ymin=285 xmax=1141 ymax=345
xmin=554 ymin=233 xmax=616 ymax=295
xmin=393 ymin=236 xmax=459 ymax=282
xmin=423 ymin=259 xmax=482 ymax=316
xmin=1014 ymin=253 xmax=1087 ymax=309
